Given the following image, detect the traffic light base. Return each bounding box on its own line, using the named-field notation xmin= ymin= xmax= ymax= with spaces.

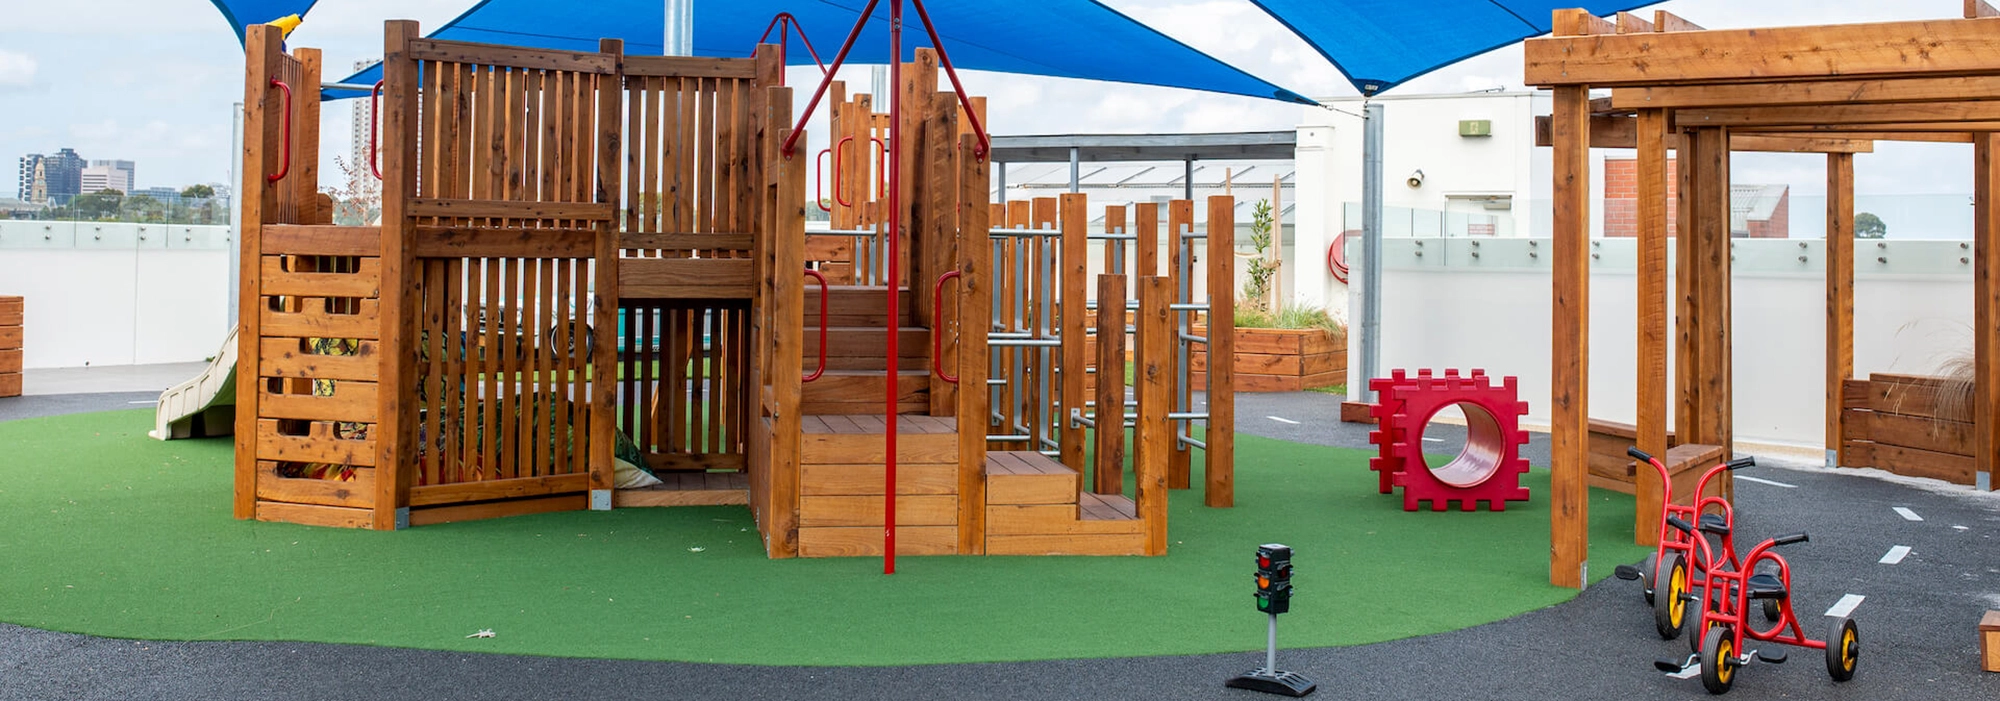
xmin=1224 ymin=668 xmax=1317 ymax=697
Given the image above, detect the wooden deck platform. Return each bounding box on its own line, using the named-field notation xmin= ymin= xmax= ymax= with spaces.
xmin=614 ymin=471 xmax=750 ymax=507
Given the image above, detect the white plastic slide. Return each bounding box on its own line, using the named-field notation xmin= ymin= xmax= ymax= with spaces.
xmin=151 ymin=329 xmax=237 ymax=440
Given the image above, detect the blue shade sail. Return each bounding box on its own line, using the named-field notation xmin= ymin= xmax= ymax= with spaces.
xmin=1247 ymin=1 xmax=1654 ymax=94
xmin=324 ymin=0 xmax=1313 ymax=104
xmin=207 ymin=0 xmax=323 ymax=43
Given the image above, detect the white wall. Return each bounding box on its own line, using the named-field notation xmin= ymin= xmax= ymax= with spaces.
xmin=1360 ymin=237 xmax=1976 ymax=449
xmin=0 ymin=221 xmax=232 ymax=369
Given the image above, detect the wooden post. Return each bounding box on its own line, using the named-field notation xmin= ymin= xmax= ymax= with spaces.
xmin=768 ymin=86 xmax=804 ymax=557
xmin=293 ymin=48 xmax=323 ymax=224
xmin=1059 ymin=193 xmax=1089 ymax=473
xmin=1635 ymin=108 xmax=1669 ymax=545
xmin=1135 ymin=202 xmax=1159 ymax=278
xmin=1204 ymin=195 xmax=1235 ymax=507
xmin=1550 ymin=83 xmax=1591 ymax=589
xmin=591 ymin=39 xmax=625 ymax=507
xmin=1095 ymin=274 xmax=1128 ymax=496
xmin=928 ymin=90 xmax=960 ymax=417
xmin=956 ymin=135 xmax=992 ymax=553
xmin=1135 ymin=276 xmax=1172 ymax=556
xmin=372 ymin=20 xmax=421 ymax=530
xmin=900 ymin=48 xmax=939 ymax=292
xmin=1827 ymin=152 xmax=1856 ymax=469
xmin=234 ymin=23 xmax=283 ymax=521
xmin=1976 ymin=134 xmax=2000 ymax=491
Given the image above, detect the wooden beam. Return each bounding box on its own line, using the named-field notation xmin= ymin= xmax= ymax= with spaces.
xmin=1979 ymin=133 xmax=2000 ymax=490
xmin=1533 ymin=115 xmax=1873 ymax=152
xmin=1553 ymin=9 xmax=1616 ymax=37
xmin=1615 ymin=76 xmax=2000 ymax=110
xmin=1635 ymin=109 xmax=1670 ymax=546
xmin=1677 ymin=101 xmax=2000 ymax=128
xmin=1653 ymin=10 xmax=1703 ymax=32
xmin=1736 ymin=129 xmax=1975 ymax=143
xmin=1615 ymin=11 xmax=1654 ymax=34
xmin=1828 ymin=152 xmax=1856 ymax=468
xmin=1527 ymin=17 xmax=2000 ymax=87
xmin=769 ymin=88 xmax=804 ymax=558
xmin=1550 ymin=85 xmax=1591 ymax=589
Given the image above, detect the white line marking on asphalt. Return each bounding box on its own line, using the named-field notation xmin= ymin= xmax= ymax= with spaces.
xmin=1893 ymin=507 xmax=1923 ymax=521
xmin=1954 ymin=525 xmax=1970 ymax=531
xmin=128 ymin=400 xmax=157 ymax=404
xmin=1735 ymin=475 xmax=1797 ymax=488
xmin=1422 ymin=437 xmax=1444 ymax=443
xmin=1266 ymin=416 xmax=1300 ymax=425
xmin=1879 ymin=546 xmax=1911 ymax=565
xmin=1825 ymin=594 xmax=1865 ymax=618
xmin=1666 ymin=665 xmax=1700 ymax=679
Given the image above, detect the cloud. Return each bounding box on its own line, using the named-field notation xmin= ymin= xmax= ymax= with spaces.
xmin=0 ymin=50 xmax=37 ymax=88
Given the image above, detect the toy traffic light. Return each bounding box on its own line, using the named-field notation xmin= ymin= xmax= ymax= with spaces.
xmin=1228 ymin=543 xmax=1315 ymax=696
xmin=1255 ymin=544 xmax=1293 ymax=615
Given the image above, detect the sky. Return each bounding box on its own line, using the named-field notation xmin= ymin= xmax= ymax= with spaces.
xmin=0 ymin=0 xmax=1984 ymax=199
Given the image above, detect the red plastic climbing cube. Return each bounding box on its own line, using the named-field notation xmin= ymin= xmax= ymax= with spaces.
xmin=1367 ymin=369 xmax=1531 ymax=512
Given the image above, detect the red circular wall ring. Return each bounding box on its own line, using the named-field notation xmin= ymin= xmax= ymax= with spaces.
xmin=1328 ymin=230 xmax=1352 ymax=284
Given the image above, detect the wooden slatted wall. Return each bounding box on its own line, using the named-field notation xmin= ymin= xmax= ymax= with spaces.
xmin=397 ymin=37 xmax=624 ymax=522
xmin=614 ymin=52 xmax=774 ymax=475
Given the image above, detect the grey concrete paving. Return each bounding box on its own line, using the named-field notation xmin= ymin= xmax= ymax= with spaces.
xmin=19 ymin=361 xmax=207 ymax=396
xmin=1 ymin=388 xmax=1997 ymax=701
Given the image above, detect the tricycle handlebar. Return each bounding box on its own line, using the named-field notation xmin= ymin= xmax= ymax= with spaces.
xmin=1727 ymin=457 xmax=1756 ymax=470
xmin=1665 ymin=516 xmax=1695 ymax=534
xmin=1771 ymin=532 xmax=1809 ymax=547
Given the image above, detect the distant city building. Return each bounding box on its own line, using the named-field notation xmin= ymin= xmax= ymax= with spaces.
xmin=40 ymin=148 xmax=85 ymax=202
xmin=347 ymin=59 xmax=382 ymax=199
xmin=81 ymin=159 xmax=136 ymax=195
xmin=131 ymin=186 xmax=183 ymax=206
xmin=16 ymin=154 xmax=40 ymax=201
xmin=17 ymin=148 xmax=85 ymax=203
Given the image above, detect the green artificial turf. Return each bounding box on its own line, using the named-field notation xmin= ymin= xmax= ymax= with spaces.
xmin=0 ymin=409 xmax=1647 ymax=666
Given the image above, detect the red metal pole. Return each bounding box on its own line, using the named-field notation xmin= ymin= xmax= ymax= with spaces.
xmin=884 ymin=0 xmax=904 ymax=575
xmin=781 ymin=0 xmax=883 ymax=157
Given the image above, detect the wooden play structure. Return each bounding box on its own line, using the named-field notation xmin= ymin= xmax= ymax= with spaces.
xmin=1527 ymin=4 xmax=2000 ymax=587
xmin=0 ymin=296 xmax=19 ymax=398
xmin=227 ymin=17 xmax=1235 ymax=559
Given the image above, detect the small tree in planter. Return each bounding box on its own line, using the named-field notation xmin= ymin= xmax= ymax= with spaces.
xmin=1242 ymin=199 xmax=1280 ymax=312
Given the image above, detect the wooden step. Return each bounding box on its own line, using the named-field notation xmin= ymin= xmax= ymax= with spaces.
xmin=614 ymin=471 xmax=749 ymax=507
xmin=984 ymin=451 xmax=1078 ymax=505
xmin=801 ymin=370 xmax=930 ymax=414
xmin=804 ymin=285 xmax=915 ymax=327
xmin=801 ymin=414 xmax=958 ymax=464
xmin=804 ymin=327 xmax=930 ymax=358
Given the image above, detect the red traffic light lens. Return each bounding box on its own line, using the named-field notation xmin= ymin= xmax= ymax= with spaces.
xmin=1257 ymin=555 xmax=1271 ymax=568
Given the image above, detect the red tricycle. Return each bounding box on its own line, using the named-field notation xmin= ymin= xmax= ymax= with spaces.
xmin=1648 ymin=513 xmax=1860 ymax=694
xmin=1613 ymin=446 xmax=1756 ymax=640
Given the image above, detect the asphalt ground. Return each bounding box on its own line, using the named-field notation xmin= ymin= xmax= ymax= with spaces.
xmin=2 ymin=390 xmax=1996 ymax=701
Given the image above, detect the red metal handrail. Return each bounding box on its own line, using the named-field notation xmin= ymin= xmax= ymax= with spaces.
xmin=832 ymin=137 xmax=853 ymax=207
xmin=815 ymin=148 xmax=833 ymax=212
xmin=369 ymin=80 xmax=383 ymax=179
xmin=267 ymin=78 xmax=293 ymax=183
xmin=802 ymin=269 xmax=830 ymax=382
xmin=932 ymin=270 xmax=961 ymax=383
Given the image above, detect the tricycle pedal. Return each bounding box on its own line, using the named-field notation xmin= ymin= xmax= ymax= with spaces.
xmin=1614 ymin=564 xmax=1642 ymax=581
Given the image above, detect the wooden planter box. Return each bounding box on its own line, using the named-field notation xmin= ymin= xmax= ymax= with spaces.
xmin=1191 ymin=327 xmax=1345 ymax=392
xmin=0 ymin=296 xmax=20 ymax=398
xmin=1840 ymin=373 xmax=1980 ymax=485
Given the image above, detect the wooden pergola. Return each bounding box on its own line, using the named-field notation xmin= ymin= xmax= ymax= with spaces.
xmin=1524 ymin=4 xmax=2000 ymax=588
